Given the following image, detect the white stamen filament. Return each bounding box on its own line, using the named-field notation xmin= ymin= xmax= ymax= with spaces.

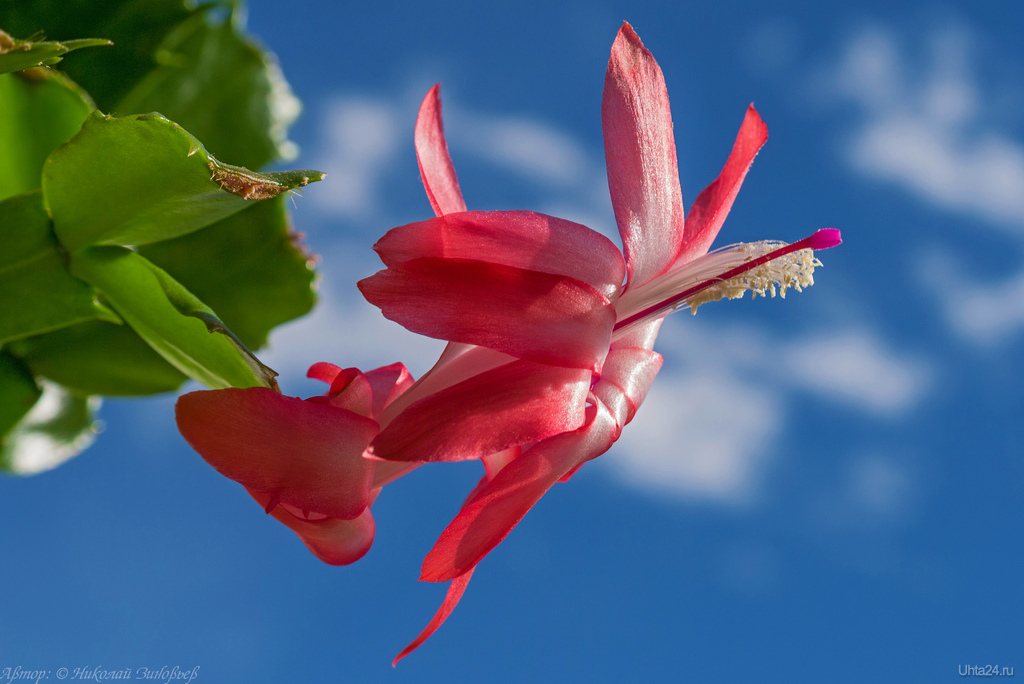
xmin=684 ymin=243 xmax=821 ymax=313
xmin=612 ymin=239 xmax=824 ymax=339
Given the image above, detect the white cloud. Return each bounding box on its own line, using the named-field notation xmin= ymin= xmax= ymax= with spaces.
xmin=949 ymin=273 xmax=1024 ymax=342
xmin=450 ymin=111 xmax=592 ymax=186
xmin=305 ymin=92 xmax=604 ymax=233
xmin=259 ymin=243 xmax=446 ymax=393
xmin=832 ymin=26 xmax=1024 ymax=228
xmin=822 ymin=24 xmax=1024 ymax=342
xmin=917 ymin=250 xmax=1024 ymax=344
xmin=654 ymin=318 xmax=931 ymax=416
xmin=604 ymin=318 xmax=931 ymax=503
xmin=308 ymin=97 xmax=402 ymax=218
xmin=610 ymin=369 xmax=781 ymax=505
xmin=781 ymin=331 xmax=931 ymax=416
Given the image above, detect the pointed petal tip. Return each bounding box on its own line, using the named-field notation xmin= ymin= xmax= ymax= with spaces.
xmin=808 ymin=228 xmax=842 ymax=250
xmin=745 ymin=103 xmax=768 ymax=137
xmin=415 ymin=83 xmax=467 ymax=216
xmin=394 ymin=568 xmax=476 ymax=666
xmin=616 ymin=21 xmax=640 ymax=43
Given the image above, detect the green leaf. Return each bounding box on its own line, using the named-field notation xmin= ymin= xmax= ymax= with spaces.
xmin=0 ymin=378 xmax=100 ymax=475
xmin=0 ymin=69 xmax=93 ymax=201
xmin=0 ymin=190 xmax=120 ymax=344
xmin=140 ymin=197 xmax=316 ymax=349
xmin=69 ymin=245 xmax=276 ymax=390
xmin=42 ymin=111 xmax=247 ymax=250
xmin=0 ymin=350 xmax=41 ymax=440
xmin=117 ymin=7 xmax=300 ymax=170
xmin=0 ymin=0 xmax=198 ymax=108
xmin=42 ymin=111 xmax=324 ymax=251
xmin=0 ymin=28 xmax=111 ymax=74
xmin=8 ymin=320 xmax=186 ymax=397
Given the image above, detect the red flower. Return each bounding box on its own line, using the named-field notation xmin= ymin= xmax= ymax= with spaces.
xmin=361 ymin=23 xmax=840 ymax=662
xmin=174 ymin=21 xmax=841 ymax=665
xmin=176 ymin=360 xmax=413 ymax=566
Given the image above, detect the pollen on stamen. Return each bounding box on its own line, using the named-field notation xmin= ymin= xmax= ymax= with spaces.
xmin=683 ymin=243 xmax=822 ymax=314
xmin=613 ymin=231 xmax=839 ymax=339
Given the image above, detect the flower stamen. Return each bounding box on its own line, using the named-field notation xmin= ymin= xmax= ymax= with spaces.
xmin=613 ymin=228 xmax=841 ymax=337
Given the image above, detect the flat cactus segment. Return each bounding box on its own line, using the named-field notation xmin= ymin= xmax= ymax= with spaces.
xmin=69 ymin=246 xmax=277 ymax=391
xmin=0 ymin=69 xmax=93 ymax=201
xmin=0 ymin=191 xmax=120 ymax=345
xmin=42 ymin=112 xmax=324 ymax=250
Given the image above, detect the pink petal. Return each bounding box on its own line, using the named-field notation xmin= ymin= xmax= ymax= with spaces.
xmin=379 ymin=345 xmax=516 ymax=428
xmin=371 ymin=348 xmax=515 ymax=489
xmin=374 ymin=211 xmax=625 ymax=300
xmin=306 ymin=362 xmax=342 ymax=384
xmin=611 ymin=317 xmax=663 ymax=351
xmin=557 ymin=461 xmax=586 ymax=483
xmin=602 ymin=22 xmax=685 ymax=289
xmin=594 ymin=345 xmax=663 ymax=426
xmin=250 ymin=490 xmax=376 ymax=566
xmin=677 ymin=105 xmax=768 ymax=264
xmin=416 ymin=84 xmax=467 ymax=217
xmin=318 ymin=368 xmax=374 ymax=417
xmin=364 ymin=362 xmax=415 ymax=417
xmin=482 ymin=446 xmax=520 ymax=482
xmin=368 ymin=360 xmax=590 ymax=463
xmin=420 ymin=400 xmax=620 ymax=582
xmin=358 ymin=258 xmax=616 ymax=371
xmin=176 ymin=388 xmax=379 ymax=520
xmin=392 ymin=567 xmax=475 ymax=666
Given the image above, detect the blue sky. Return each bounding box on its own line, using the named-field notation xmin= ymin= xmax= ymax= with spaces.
xmin=3 ymin=1 xmax=1023 ymax=681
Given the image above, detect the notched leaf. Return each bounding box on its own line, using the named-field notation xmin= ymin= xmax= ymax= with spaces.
xmin=188 ymin=309 xmax=280 ymax=391
xmin=137 ymin=197 xmax=318 ymax=350
xmin=0 ymin=28 xmax=112 ymax=75
xmin=0 ymin=191 xmax=122 ymax=343
xmin=208 ymin=158 xmax=325 ymax=200
xmin=142 ymin=262 xmax=279 ymax=390
xmin=44 ymin=112 xmax=326 ymax=249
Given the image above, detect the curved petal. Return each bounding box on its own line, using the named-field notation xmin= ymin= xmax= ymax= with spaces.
xmin=602 ymin=22 xmax=685 ymax=289
xmin=364 ymin=362 xmax=415 ymax=417
xmin=416 ymin=84 xmax=467 ymax=217
xmin=420 ymin=400 xmax=619 ymax=582
xmin=371 ymin=348 xmax=514 ymax=489
xmin=482 ymin=446 xmax=520 ymax=482
xmin=611 ymin=317 xmax=663 ymax=350
xmin=306 ymin=362 xmax=342 ymax=384
xmin=176 ymin=388 xmax=379 ymax=520
xmin=250 ymin=490 xmax=376 ymax=566
xmin=374 ymin=211 xmax=625 ymax=300
xmin=378 ymin=345 xmax=515 ymax=428
xmin=317 ymin=368 xmax=374 ymax=417
xmin=677 ymin=104 xmax=768 ymax=264
xmin=595 ymin=346 xmax=663 ymax=426
xmin=369 ymin=360 xmax=590 ymax=463
xmin=393 ymin=567 xmax=475 ymax=667
xmin=359 ymin=257 xmax=616 ymax=371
